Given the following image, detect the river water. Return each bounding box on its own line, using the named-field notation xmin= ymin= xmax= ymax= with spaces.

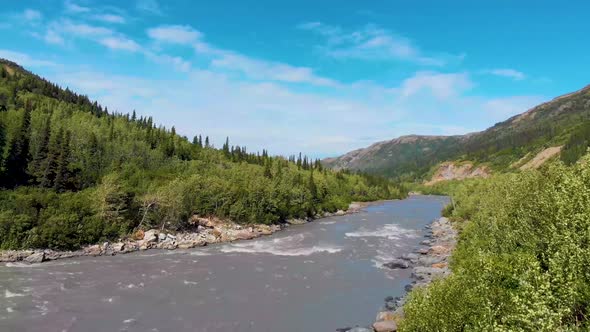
xmin=0 ymin=195 xmax=448 ymax=332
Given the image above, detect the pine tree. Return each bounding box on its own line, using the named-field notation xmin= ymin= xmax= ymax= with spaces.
xmin=308 ymin=170 xmax=318 ymax=201
xmin=3 ymin=108 xmax=31 ymax=188
xmin=263 ymin=160 xmax=272 ymax=179
xmin=54 ymin=131 xmax=72 ymax=192
xmin=29 ymin=114 xmax=51 ymax=182
xmin=131 ymin=110 xmax=137 ymax=122
xmin=40 ymin=128 xmax=63 ymax=188
xmin=0 ymin=122 xmax=5 ymax=176
xmin=223 ymin=137 xmax=230 ymax=157
xmin=205 ymin=136 xmax=210 ymax=148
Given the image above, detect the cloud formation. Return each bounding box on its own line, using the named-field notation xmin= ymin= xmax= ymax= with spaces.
xmin=298 ymin=22 xmax=463 ymax=66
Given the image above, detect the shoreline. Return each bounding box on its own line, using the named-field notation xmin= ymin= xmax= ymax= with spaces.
xmin=339 ymin=215 xmax=457 ymax=332
xmin=371 ymin=216 xmax=457 ymax=332
xmin=0 ymin=200 xmax=381 ymax=265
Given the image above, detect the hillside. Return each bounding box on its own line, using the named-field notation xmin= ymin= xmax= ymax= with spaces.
xmin=323 ymin=84 xmax=590 ymax=179
xmin=0 ymin=59 xmax=403 ymax=250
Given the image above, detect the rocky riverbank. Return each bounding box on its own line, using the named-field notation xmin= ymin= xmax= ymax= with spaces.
xmin=339 ymin=216 xmax=457 ymax=332
xmin=0 ymin=203 xmax=370 ymax=265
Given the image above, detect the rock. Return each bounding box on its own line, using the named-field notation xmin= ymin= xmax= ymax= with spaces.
xmin=287 ymin=218 xmax=307 ymax=225
xmin=376 ymin=311 xmax=397 ymax=322
xmin=235 ymin=230 xmax=256 ymax=240
xmin=335 ymin=209 xmax=347 ymax=216
xmin=167 ymin=234 xmax=176 ymax=240
xmin=417 ymin=248 xmax=429 ymax=255
xmin=432 ymin=262 xmax=448 ymax=269
xmin=383 ymin=259 xmax=410 ymax=269
xmin=85 ymin=244 xmax=102 ymax=256
xmin=158 ymin=241 xmax=178 ymax=250
xmin=158 ymin=233 xmax=167 ymax=241
xmin=373 ymin=320 xmax=397 ymax=332
xmin=430 ymin=245 xmax=450 ymax=255
xmin=112 ymin=242 xmax=125 ymax=252
xmin=404 ymin=284 xmax=414 ymax=292
xmin=211 ymin=229 xmax=222 ymax=238
xmin=400 ymin=253 xmax=419 ymax=262
xmin=24 ymin=252 xmax=45 ymax=263
xmin=143 ymin=230 xmax=158 ymax=243
xmin=177 ymin=239 xmax=205 ymax=249
xmin=0 ymin=250 xmax=34 ymax=262
xmin=420 ymin=240 xmax=431 ymax=245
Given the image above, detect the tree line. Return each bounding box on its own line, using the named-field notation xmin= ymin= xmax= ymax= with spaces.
xmin=0 ymin=59 xmax=404 ymax=250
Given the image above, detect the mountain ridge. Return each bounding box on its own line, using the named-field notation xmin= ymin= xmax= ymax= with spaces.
xmin=323 ymin=84 xmax=590 ymax=179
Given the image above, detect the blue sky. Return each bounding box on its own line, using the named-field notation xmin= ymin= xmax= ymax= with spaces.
xmin=1 ymin=0 xmax=589 ymax=157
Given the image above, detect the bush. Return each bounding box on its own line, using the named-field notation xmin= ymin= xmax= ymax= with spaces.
xmin=400 ymin=154 xmax=590 ymax=331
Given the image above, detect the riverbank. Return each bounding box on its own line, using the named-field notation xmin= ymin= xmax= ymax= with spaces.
xmin=341 ymin=216 xmax=457 ymax=332
xmin=375 ymin=216 xmax=457 ymax=332
xmin=0 ymin=201 xmax=376 ymax=265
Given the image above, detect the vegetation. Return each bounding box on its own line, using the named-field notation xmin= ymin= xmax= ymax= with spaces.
xmin=0 ymin=59 xmax=403 ymax=250
xmin=323 ymin=85 xmax=590 ymax=180
xmin=400 ymin=154 xmax=590 ymax=331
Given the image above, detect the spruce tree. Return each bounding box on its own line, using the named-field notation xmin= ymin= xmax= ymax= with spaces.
xmin=3 ymin=108 xmax=31 ymax=188
xmin=40 ymin=128 xmax=63 ymax=188
xmin=30 ymin=114 xmax=51 ymax=183
xmin=54 ymin=130 xmax=71 ymax=192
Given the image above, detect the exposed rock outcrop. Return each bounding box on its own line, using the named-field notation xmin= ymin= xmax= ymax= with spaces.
xmin=425 ymin=162 xmax=490 ymax=186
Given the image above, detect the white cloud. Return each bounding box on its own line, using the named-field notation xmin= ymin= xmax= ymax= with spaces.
xmin=64 ymin=0 xmax=91 ymax=13
xmin=44 ymin=30 xmax=65 ymax=45
xmin=147 ymin=25 xmax=202 ymax=44
xmin=92 ymin=14 xmax=126 ymax=24
xmin=298 ymin=22 xmax=461 ymax=66
xmin=211 ymin=52 xmax=337 ymax=86
xmin=136 ymin=0 xmax=162 ymax=15
xmin=60 ymin=21 xmax=113 ymax=37
xmin=399 ymin=71 xmax=473 ymax=99
xmin=146 ymin=23 xmax=336 ymax=86
xmin=23 ymin=9 xmax=42 ymax=21
xmin=484 ymin=68 xmax=526 ymax=80
xmin=100 ymin=37 xmax=141 ymax=52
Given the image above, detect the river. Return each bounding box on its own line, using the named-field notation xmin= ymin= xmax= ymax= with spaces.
xmin=0 ymin=195 xmax=448 ymax=332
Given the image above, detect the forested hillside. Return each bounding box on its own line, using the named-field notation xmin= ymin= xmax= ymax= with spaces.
xmin=0 ymin=59 xmax=403 ymax=250
xmin=323 ymin=85 xmax=590 ymax=180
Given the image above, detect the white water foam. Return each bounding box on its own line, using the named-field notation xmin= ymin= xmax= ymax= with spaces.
xmin=220 ymin=233 xmax=341 ymax=256
xmin=345 ymin=224 xmax=419 ymax=240
xmin=5 ymin=290 xmax=25 ymax=298
xmin=183 ymin=280 xmax=198 ymax=285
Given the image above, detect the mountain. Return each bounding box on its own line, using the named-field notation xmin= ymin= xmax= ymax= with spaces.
xmin=0 ymin=59 xmax=402 ymax=250
xmin=323 ymin=84 xmax=590 ymax=179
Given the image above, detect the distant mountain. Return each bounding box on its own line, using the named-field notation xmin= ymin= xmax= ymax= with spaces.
xmin=323 ymin=85 xmax=590 ymax=179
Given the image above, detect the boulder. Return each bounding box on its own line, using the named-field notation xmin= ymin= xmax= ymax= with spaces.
xmin=383 ymin=259 xmax=410 ymax=269
xmin=85 ymin=244 xmax=102 ymax=256
xmin=372 ymin=320 xmax=397 ymax=332
xmin=112 ymin=242 xmax=125 ymax=253
xmin=235 ymin=230 xmax=256 ymax=240
xmin=143 ymin=230 xmax=158 ymax=243
xmin=0 ymin=250 xmax=34 ymax=262
xmin=158 ymin=233 xmax=167 ymax=241
xmin=376 ymin=311 xmax=397 ymax=322
xmin=24 ymin=252 xmax=45 ymax=263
